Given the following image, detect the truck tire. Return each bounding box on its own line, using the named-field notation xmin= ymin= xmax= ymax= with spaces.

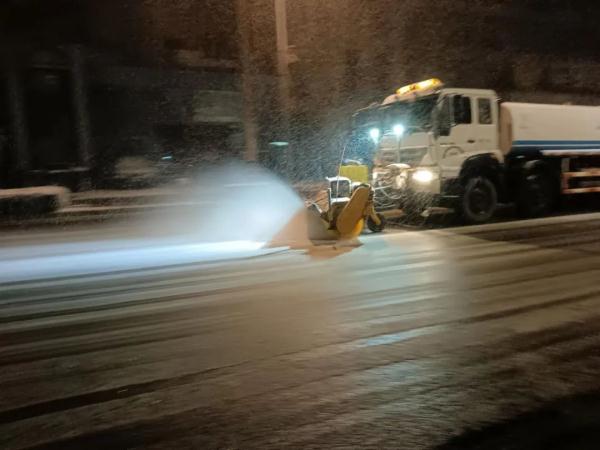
xmin=517 ymin=172 xmax=555 ymax=218
xmin=459 ymin=176 xmax=498 ymax=224
xmin=367 ymin=213 xmax=386 ymax=232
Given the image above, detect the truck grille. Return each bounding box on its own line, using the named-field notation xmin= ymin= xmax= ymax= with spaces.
xmin=379 ymin=147 xmax=427 ymax=166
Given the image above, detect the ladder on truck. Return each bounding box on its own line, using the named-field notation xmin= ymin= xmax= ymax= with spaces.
xmin=542 ymin=150 xmax=600 ymax=194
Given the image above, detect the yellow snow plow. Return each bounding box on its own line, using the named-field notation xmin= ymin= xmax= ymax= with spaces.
xmin=306 ymin=176 xmax=385 ymax=241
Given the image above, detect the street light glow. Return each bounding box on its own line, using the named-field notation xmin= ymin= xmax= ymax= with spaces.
xmin=393 ymin=124 xmax=405 ymax=137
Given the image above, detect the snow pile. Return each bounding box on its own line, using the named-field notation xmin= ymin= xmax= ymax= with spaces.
xmin=0 ymin=186 xmax=71 ymax=216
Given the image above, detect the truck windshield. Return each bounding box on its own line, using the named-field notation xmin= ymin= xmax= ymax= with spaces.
xmin=380 ymin=95 xmax=438 ymax=133
xmin=344 ymin=95 xmax=438 ymax=165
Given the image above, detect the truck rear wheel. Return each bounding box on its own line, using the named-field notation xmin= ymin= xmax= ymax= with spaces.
xmin=517 ymin=172 xmax=555 ymax=218
xmin=460 ymin=176 xmax=498 ymax=224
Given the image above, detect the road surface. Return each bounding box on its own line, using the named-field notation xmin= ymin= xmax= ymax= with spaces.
xmin=2 ymin=213 xmax=600 ymax=449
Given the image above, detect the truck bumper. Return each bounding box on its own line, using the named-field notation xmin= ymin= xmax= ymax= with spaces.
xmin=373 ymin=166 xmax=460 ymax=214
xmin=401 ymin=191 xmax=456 ymax=209
xmin=375 ymin=183 xmax=459 ymax=214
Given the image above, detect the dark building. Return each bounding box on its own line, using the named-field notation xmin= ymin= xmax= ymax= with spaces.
xmin=0 ymin=0 xmax=248 ymax=189
xmin=0 ymin=1 xmax=91 ymax=188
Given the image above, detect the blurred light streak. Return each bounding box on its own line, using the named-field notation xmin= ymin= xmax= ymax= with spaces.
xmin=0 ymin=239 xmax=268 ymax=283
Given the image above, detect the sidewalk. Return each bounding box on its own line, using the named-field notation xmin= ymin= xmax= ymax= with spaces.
xmin=71 ymin=187 xmax=180 ymax=206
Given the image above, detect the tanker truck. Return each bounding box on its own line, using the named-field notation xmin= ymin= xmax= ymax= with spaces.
xmin=352 ymin=79 xmax=600 ymax=223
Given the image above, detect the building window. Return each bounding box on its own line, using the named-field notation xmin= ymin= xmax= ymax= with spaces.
xmin=478 ymin=98 xmax=492 ymax=124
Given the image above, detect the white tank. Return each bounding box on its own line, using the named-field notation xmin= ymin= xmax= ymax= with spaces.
xmin=499 ymin=102 xmax=600 ymax=155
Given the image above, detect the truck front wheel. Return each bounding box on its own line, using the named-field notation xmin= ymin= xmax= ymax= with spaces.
xmin=459 ymin=176 xmax=498 ymax=224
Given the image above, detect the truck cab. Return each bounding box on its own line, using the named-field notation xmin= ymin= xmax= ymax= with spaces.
xmin=434 ymin=88 xmax=501 ymax=179
xmin=363 ymin=80 xmax=502 ymax=222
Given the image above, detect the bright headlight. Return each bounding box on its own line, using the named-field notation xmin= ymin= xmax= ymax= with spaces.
xmin=369 ymin=128 xmax=381 ymax=143
xmin=412 ymin=169 xmax=435 ymax=184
